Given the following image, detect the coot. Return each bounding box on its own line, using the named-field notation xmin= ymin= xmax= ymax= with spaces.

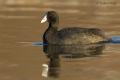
xmin=41 ymin=11 xmax=108 ymax=45
xmin=41 ymin=11 xmax=110 ymax=58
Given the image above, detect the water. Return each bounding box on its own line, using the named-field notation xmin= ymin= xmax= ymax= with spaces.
xmin=0 ymin=0 xmax=120 ymax=80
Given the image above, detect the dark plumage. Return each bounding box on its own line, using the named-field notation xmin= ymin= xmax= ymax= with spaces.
xmin=41 ymin=11 xmax=108 ymax=58
xmin=42 ymin=11 xmax=107 ymax=45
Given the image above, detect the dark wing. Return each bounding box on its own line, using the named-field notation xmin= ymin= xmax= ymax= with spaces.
xmin=57 ymin=27 xmax=86 ymax=38
xmin=56 ymin=27 xmax=106 ymax=44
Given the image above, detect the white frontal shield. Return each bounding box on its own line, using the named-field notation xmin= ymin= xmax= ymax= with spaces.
xmin=41 ymin=15 xmax=47 ymax=23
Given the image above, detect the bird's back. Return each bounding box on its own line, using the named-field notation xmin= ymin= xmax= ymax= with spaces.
xmin=54 ymin=27 xmax=106 ymax=45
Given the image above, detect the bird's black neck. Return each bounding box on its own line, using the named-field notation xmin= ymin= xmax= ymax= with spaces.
xmin=49 ymin=22 xmax=58 ymax=31
xmin=43 ymin=22 xmax=58 ymax=44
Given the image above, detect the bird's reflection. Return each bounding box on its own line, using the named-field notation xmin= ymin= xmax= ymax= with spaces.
xmin=43 ymin=43 xmax=105 ymax=78
xmin=48 ymin=56 xmax=60 ymax=78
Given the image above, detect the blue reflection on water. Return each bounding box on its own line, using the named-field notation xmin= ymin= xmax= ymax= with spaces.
xmin=111 ymin=36 xmax=120 ymax=44
xmin=32 ymin=42 xmax=48 ymax=46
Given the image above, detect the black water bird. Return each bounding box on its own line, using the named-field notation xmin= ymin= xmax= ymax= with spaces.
xmin=41 ymin=11 xmax=108 ymax=57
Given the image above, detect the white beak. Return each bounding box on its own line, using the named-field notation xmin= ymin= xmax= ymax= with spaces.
xmin=41 ymin=15 xmax=47 ymax=23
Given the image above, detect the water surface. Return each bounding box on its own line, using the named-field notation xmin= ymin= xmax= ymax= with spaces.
xmin=0 ymin=0 xmax=120 ymax=80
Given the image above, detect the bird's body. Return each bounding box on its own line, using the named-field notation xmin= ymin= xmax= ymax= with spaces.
xmin=41 ymin=11 xmax=108 ymax=57
xmin=44 ymin=27 xmax=106 ymax=45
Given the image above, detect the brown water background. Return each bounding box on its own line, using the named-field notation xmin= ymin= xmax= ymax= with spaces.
xmin=0 ymin=0 xmax=120 ymax=80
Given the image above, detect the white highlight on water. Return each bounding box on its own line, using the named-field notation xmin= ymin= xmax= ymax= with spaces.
xmin=42 ymin=64 xmax=49 ymax=78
